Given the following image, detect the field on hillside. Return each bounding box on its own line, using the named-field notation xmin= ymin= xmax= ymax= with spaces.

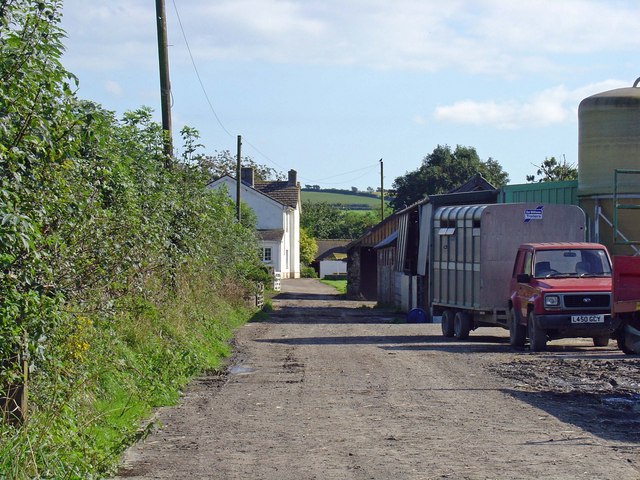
xmin=302 ymin=190 xmax=386 ymax=209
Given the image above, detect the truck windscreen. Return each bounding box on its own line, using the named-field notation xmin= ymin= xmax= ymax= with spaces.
xmin=533 ymin=249 xmax=612 ymax=278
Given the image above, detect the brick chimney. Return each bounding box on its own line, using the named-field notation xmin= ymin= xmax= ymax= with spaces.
xmin=241 ymin=167 xmax=254 ymax=187
xmin=288 ymin=169 xmax=297 ymax=187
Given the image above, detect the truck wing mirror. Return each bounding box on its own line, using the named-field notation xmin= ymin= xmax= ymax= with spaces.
xmin=517 ymin=273 xmax=531 ymax=283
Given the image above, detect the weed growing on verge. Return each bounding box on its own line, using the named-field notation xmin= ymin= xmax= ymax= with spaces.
xmin=0 ymin=276 xmax=255 ymax=478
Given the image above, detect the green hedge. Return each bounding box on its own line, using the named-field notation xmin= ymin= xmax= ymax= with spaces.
xmin=0 ymin=2 xmax=265 ymax=476
xmin=324 ymin=274 xmax=347 ymax=281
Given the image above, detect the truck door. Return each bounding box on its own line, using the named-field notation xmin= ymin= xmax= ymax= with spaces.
xmin=517 ymin=250 xmax=534 ymax=319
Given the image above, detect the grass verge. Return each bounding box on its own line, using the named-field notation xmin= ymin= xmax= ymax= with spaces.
xmin=320 ymin=279 xmax=347 ymax=294
xmin=0 ymin=279 xmax=255 ymax=478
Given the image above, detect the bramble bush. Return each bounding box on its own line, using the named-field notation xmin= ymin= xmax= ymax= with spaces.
xmin=0 ymin=1 xmax=265 ymax=477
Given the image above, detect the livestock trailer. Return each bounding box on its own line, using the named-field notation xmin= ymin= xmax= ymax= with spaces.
xmin=429 ymin=203 xmax=586 ymax=328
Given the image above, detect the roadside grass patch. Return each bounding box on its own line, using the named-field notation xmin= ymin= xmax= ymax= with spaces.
xmin=320 ymin=279 xmax=347 ymax=294
xmin=0 ymin=281 xmax=255 ymax=479
xmin=261 ymin=298 xmax=274 ymax=313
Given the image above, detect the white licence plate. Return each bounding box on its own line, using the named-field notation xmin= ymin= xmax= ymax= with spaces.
xmin=571 ymin=314 xmax=605 ymax=324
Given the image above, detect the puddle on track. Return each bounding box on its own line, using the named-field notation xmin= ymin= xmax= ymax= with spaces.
xmin=602 ymin=394 xmax=640 ymax=411
xmin=228 ymin=365 xmax=256 ymax=375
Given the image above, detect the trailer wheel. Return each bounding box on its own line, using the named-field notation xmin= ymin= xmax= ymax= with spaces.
xmin=592 ymin=336 xmax=609 ymax=347
xmin=441 ymin=310 xmax=455 ymax=338
xmin=509 ymin=308 xmax=526 ymax=347
xmin=528 ymin=312 xmax=547 ymax=352
xmin=454 ymin=311 xmax=471 ymax=340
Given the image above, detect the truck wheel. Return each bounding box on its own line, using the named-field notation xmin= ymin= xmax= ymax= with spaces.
xmin=528 ymin=312 xmax=547 ymax=352
xmin=441 ymin=310 xmax=455 ymax=338
xmin=509 ymin=308 xmax=526 ymax=347
xmin=617 ymin=337 xmax=636 ymax=355
xmin=454 ymin=311 xmax=471 ymax=340
xmin=592 ymin=336 xmax=609 ymax=347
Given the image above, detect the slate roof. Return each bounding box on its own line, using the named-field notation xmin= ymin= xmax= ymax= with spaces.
xmin=254 ymin=180 xmax=300 ymax=209
xmin=206 ymin=175 xmax=300 ymax=210
xmin=316 ymin=239 xmax=351 ymax=258
xmin=258 ymin=229 xmax=285 ymax=241
xmin=449 ymin=173 xmax=497 ymax=193
xmin=315 ymin=239 xmax=350 ymax=261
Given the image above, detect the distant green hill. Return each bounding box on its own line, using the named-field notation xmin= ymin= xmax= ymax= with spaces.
xmin=301 ymin=190 xmax=388 ymax=210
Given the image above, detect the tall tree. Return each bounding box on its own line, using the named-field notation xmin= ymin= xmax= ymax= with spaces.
xmin=1 ymin=0 xmax=78 ymax=417
xmin=192 ymin=148 xmax=284 ymax=182
xmin=390 ymin=145 xmax=509 ymax=211
xmin=526 ymin=156 xmax=577 ymax=183
xmin=301 ymin=202 xmax=379 ymax=239
xmin=301 ymin=202 xmax=344 ymax=239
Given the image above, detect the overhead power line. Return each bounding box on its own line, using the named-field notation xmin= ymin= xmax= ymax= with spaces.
xmin=243 ymin=138 xmax=289 ymax=172
xmin=170 ymin=0 xmax=383 ymax=186
xmin=299 ymin=163 xmax=383 ymax=186
xmin=171 ymin=0 xmax=233 ymax=139
xmin=301 ymin=163 xmax=379 ymax=183
xmin=172 ymin=0 xmax=288 ymax=172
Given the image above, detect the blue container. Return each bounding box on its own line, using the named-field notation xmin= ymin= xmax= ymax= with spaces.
xmin=406 ymin=308 xmax=428 ymax=323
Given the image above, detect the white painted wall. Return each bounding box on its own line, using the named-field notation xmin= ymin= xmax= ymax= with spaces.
xmin=284 ymin=207 xmax=301 ymax=278
xmin=207 ymin=176 xmax=301 ymax=279
xmin=319 ymin=260 xmax=347 ymax=278
xmin=260 ymin=241 xmax=279 ymax=269
xmin=291 ymin=207 xmax=300 ymax=278
xmin=394 ymin=272 xmax=418 ymax=312
xmin=210 ymin=178 xmax=283 ymax=229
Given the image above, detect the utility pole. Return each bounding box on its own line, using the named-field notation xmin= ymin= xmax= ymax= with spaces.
xmin=379 ymin=158 xmax=384 ymax=222
xmin=155 ymin=0 xmax=173 ymax=165
xmin=236 ymin=135 xmax=242 ymax=222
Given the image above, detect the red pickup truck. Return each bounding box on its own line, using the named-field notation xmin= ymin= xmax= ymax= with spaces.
xmin=509 ymin=242 xmax=620 ymax=351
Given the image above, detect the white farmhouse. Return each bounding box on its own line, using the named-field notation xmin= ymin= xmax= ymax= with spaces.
xmin=207 ymin=168 xmax=301 ymax=279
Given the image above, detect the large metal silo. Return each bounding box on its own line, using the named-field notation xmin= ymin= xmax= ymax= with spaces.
xmin=578 ymin=78 xmax=640 ymax=256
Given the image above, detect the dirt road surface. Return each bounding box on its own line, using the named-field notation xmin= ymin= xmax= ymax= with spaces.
xmin=117 ymin=279 xmax=640 ymax=480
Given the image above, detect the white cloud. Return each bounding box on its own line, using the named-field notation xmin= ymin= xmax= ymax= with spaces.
xmin=104 ymin=80 xmax=124 ymax=97
xmin=62 ymin=1 xmax=158 ymax=71
xmin=433 ymin=79 xmax=629 ymax=129
xmin=187 ymin=0 xmax=640 ymax=75
xmin=476 ymin=0 xmax=640 ymax=55
xmin=61 ymin=0 xmax=640 ymax=76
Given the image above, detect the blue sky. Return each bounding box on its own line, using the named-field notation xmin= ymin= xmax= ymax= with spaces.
xmin=60 ymin=0 xmax=640 ymax=190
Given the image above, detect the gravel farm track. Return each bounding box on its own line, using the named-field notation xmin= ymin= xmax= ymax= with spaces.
xmin=116 ymin=279 xmax=640 ymax=480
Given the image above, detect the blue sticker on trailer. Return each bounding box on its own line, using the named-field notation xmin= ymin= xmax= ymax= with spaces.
xmin=524 ymin=205 xmax=544 ymax=222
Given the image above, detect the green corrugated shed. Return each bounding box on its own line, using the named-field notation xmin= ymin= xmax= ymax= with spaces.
xmin=500 ymin=180 xmax=578 ymax=205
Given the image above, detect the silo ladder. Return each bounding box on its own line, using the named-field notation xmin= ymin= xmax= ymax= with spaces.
xmin=613 ymin=169 xmax=640 ymax=247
